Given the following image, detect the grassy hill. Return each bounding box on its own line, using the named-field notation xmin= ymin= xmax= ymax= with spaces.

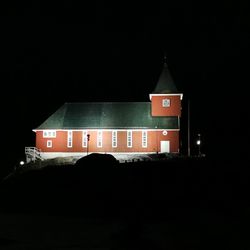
xmin=0 ymin=155 xmax=250 ymax=249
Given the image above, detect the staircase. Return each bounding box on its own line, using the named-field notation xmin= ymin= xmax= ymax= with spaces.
xmin=25 ymin=147 xmax=44 ymax=163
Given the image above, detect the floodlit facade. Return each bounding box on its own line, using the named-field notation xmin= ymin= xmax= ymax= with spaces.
xmin=27 ymin=61 xmax=183 ymax=160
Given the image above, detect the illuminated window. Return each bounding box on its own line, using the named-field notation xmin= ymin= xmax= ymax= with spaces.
xmin=162 ymin=99 xmax=171 ymax=107
xmin=47 ymin=140 xmax=52 ymax=148
xmin=67 ymin=131 xmax=73 ymax=148
xmin=43 ymin=130 xmax=56 ymax=138
xmin=127 ymin=130 xmax=132 ymax=148
xmin=97 ymin=130 xmax=102 ymax=148
xmin=142 ymin=131 xmax=147 ymax=148
xmin=82 ymin=130 xmax=88 ymax=147
xmin=112 ymin=131 xmax=117 ymax=148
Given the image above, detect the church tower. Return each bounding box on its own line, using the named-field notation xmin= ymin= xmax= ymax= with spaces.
xmin=149 ymin=58 xmax=183 ymax=117
xmin=149 ymin=58 xmax=183 ymax=154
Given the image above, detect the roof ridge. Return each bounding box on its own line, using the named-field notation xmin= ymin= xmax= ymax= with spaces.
xmin=65 ymin=101 xmax=150 ymax=104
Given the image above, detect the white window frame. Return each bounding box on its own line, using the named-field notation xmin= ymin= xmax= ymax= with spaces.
xmin=43 ymin=130 xmax=56 ymax=138
xmin=67 ymin=131 xmax=73 ymax=148
xmin=97 ymin=130 xmax=102 ymax=148
xmin=142 ymin=131 xmax=147 ymax=148
xmin=112 ymin=130 xmax=117 ymax=148
xmin=162 ymin=98 xmax=171 ymax=107
xmin=127 ymin=130 xmax=132 ymax=148
xmin=82 ymin=130 xmax=88 ymax=148
xmin=47 ymin=140 xmax=52 ymax=148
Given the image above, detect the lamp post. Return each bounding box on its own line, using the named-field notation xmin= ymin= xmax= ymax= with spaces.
xmin=87 ymin=134 xmax=90 ymax=155
xmin=188 ymin=99 xmax=191 ymax=157
xmin=196 ymin=133 xmax=201 ymax=156
xmin=155 ymin=125 xmax=158 ymax=154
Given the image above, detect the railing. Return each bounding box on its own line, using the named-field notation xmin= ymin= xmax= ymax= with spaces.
xmin=25 ymin=147 xmax=43 ymax=163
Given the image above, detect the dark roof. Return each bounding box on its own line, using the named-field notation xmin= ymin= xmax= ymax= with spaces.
xmin=152 ymin=63 xmax=178 ymax=94
xmin=36 ymin=102 xmax=179 ymax=129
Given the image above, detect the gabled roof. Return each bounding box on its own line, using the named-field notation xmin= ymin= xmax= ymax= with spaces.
xmin=152 ymin=62 xmax=178 ymax=94
xmin=35 ymin=102 xmax=179 ymax=130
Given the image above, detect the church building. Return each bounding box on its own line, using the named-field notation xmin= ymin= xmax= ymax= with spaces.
xmin=26 ymin=60 xmax=183 ymax=161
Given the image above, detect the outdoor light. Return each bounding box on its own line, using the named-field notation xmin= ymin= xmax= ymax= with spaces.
xmin=20 ymin=161 xmax=25 ymax=166
xmin=197 ymin=133 xmax=201 ymax=156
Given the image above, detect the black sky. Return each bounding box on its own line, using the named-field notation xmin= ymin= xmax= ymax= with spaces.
xmin=0 ymin=1 xmax=249 ymax=172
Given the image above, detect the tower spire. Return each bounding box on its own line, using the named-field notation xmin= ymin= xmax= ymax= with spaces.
xmin=151 ymin=55 xmax=178 ymax=94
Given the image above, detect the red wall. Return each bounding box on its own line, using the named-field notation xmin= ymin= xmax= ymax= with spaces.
xmin=36 ymin=130 xmax=179 ymax=153
xmin=151 ymin=95 xmax=181 ymax=117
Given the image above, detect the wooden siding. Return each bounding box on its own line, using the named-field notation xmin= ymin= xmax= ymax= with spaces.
xmin=151 ymin=95 xmax=181 ymax=117
xmin=36 ymin=130 xmax=179 ymax=153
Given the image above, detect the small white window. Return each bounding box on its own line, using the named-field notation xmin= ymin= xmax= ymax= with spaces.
xmin=67 ymin=131 xmax=73 ymax=148
xmin=97 ymin=130 xmax=102 ymax=148
xmin=82 ymin=130 xmax=88 ymax=147
xmin=112 ymin=131 xmax=117 ymax=148
xmin=43 ymin=130 xmax=56 ymax=138
xmin=162 ymin=130 xmax=168 ymax=136
xmin=127 ymin=130 xmax=132 ymax=148
xmin=142 ymin=131 xmax=147 ymax=148
xmin=47 ymin=140 xmax=52 ymax=148
xmin=162 ymin=98 xmax=171 ymax=107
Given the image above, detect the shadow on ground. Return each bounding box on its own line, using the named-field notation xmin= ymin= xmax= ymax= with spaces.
xmin=0 ymin=154 xmax=250 ymax=249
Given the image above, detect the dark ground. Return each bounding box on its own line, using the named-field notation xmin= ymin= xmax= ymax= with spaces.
xmin=0 ymin=156 xmax=250 ymax=249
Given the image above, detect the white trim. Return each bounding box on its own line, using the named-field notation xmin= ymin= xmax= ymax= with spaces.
xmin=82 ymin=130 xmax=88 ymax=148
xmin=149 ymin=93 xmax=183 ymax=100
xmin=142 ymin=131 xmax=147 ymax=148
xmin=34 ymin=128 xmax=180 ymax=132
xmin=97 ymin=130 xmax=102 ymax=148
xmin=47 ymin=140 xmax=52 ymax=148
xmin=112 ymin=130 xmax=117 ymax=148
xmin=67 ymin=131 xmax=73 ymax=148
xmin=127 ymin=130 xmax=132 ymax=148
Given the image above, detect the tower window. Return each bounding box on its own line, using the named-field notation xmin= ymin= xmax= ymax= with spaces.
xmin=162 ymin=99 xmax=171 ymax=107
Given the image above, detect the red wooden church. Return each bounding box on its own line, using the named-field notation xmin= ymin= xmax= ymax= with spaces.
xmin=26 ymin=61 xmax=183 ymax=162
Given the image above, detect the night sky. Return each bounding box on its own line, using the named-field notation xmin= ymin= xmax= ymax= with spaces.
xmin=1 ymin=1 xmax=249 ymax=172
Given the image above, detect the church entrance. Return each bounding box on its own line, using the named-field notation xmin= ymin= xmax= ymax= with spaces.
xmin=160 ymin=141 xmax=170 ymax=153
